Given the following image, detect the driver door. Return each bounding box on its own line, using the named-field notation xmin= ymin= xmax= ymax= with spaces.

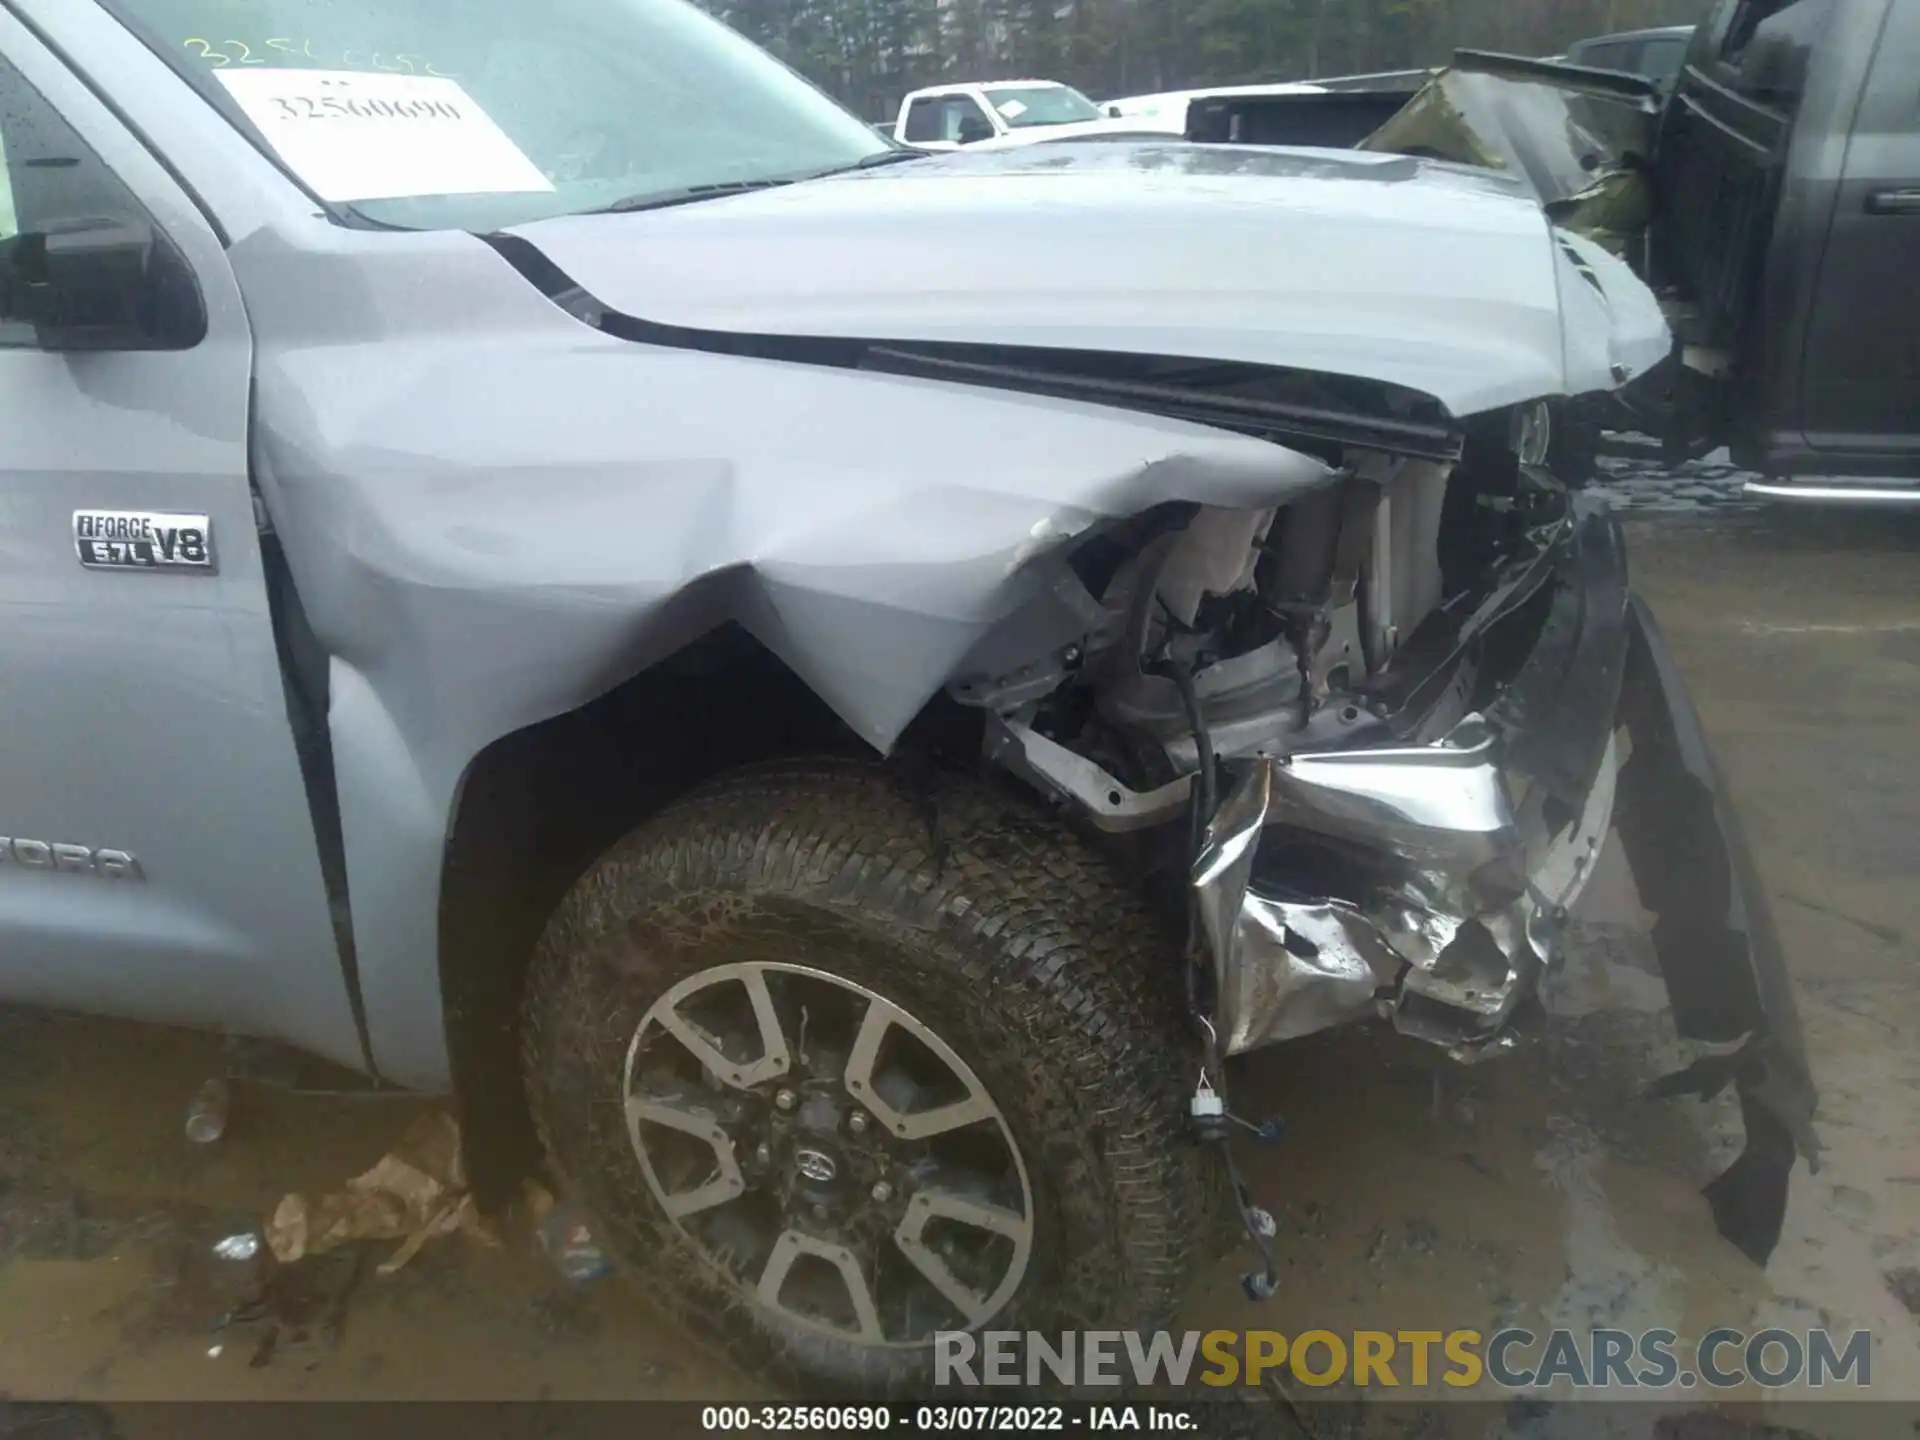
xmin=0 ymin=13 xmax=362 ymax=1068
xmin=1797 ymin=0 xmax=1920 ymax=471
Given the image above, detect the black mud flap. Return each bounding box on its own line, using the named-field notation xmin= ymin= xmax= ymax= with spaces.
xmin=1612 ymin=595 xmax=1819 ymax=1265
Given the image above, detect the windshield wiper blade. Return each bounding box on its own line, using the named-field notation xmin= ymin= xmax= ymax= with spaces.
xmin=825 ymin=148 xmax=931 ymax=172
xmin=598 ymin=178 xmax=790 ymax=215
xmin=597 ymin=149 xmax=924 ymax=215
xmin=771 ymin=149 xmax=931 ymax=186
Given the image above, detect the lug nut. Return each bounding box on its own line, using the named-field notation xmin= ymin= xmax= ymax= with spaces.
xmin=811 ymin=1203 xmax=829 ymax=1221
xmin=774 ymin=1089 xmax=797 ymax=1112
xmin=755 ymin=1142 xmax=772 ymax=1165
xmin=870 ymin=1181 xmax=893 ymax=1204
xmin=847 ymin=1111 xmax=869 ymax=1135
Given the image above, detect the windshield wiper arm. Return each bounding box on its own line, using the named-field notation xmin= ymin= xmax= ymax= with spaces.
xmin=598 ymin=178 xmax=791 ymax=215
xmin=596 ymin=149 xmax=925 ymax=215
xmin=818 ymin=148 xmax=931 ymax=173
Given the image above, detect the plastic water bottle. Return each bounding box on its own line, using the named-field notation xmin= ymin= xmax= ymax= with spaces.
xmin=185 ymin=1078 xmax=230 ymax=1144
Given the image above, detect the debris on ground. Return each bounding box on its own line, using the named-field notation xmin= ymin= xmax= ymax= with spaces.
xmin=221 ymin=1244 xmax=367 ymax=1371
xmin=212 ymin=1232 xmax=260 ymax=1262
xmin=263 ymin=1110 xmax=496 ymax=1275
xmin=532 ymin=1189 xmax=613 ymax=1287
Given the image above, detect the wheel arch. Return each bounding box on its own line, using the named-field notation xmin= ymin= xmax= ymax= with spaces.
xmin=437 ymin=623 xmax=870 ymax=1206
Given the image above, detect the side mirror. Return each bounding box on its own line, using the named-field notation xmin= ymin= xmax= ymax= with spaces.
xmin=956 ymin=115 xmax=995 ymax=145
xmin=0 ymin=216 xmax=204 ymax=351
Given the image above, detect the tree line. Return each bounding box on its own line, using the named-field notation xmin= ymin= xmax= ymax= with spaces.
xmin=699 ymin=0 xmax=1714 ymax=121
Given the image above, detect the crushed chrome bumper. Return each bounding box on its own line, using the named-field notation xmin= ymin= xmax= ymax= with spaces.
xmin=1195 ymin=499 xmax=1817 ymax=1262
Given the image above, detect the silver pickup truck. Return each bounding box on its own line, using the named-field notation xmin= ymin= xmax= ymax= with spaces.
xmin=0 ymin=0 xmax=1813 ymax=1395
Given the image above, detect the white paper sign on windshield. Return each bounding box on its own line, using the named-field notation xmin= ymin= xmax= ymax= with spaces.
xmin=995 ymin=98 xmax=1029 ymax=118
xmin=214 ymin=69 xmax=555 ymax=203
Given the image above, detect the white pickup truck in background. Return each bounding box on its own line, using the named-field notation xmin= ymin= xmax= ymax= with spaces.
xmin=893 ymin=78 xmax=1333 ymax=150
xmin=892 ymin=79 xmax=1152 ymax=148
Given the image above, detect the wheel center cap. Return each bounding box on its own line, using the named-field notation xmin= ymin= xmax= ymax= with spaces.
xmin=793 ymin=1147 xmax=838 ymax=1184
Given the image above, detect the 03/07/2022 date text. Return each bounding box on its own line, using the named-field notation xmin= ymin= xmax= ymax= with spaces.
xmin=700 ymin=1405 xmax=1204 ymax=1432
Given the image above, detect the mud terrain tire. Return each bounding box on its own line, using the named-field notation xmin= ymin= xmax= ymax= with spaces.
xmin=521 ymin=759 xmax=1210 ymax=1395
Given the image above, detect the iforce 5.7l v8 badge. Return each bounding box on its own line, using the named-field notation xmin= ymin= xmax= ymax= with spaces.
xmin=73 ymin=511 xmax=216 ymax=573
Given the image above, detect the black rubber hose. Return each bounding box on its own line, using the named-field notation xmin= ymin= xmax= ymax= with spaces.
xmin=1169 ymin=654 xmax=1216 ymax=837
xmin=1148 ymin=598 xmax=1219 ymax=878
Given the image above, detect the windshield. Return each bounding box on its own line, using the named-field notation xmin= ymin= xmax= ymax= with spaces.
xmin=99 ymin=0 xmax=894 ymax=229
xmin=982 ymin=85 xmax=1102 ymax=129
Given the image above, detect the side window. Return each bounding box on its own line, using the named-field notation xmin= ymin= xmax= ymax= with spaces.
xmin=0 ymin=54 xmax=146 ymax=246
xmin=902 ymin=97 xmax=944 ymax=144
xmin=0 ymin=49 xmax=200 ymax=351
xmin=1578 ymin=42 xmax=1639 ymax=75
xmin=1717 ymin=0 xmax=1835 ymax=100
xmin=0 ymin=73 xmax=26 ymax=346
xmin=1642 ymin=39 xmax=1691 ymax=86
xmin=1721 ymin=0 xmax=1828 ymax=64
xmin=951 ymin=98 xmax=995 ymax=144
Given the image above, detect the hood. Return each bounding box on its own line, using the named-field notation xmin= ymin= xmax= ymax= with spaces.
xmin=508 ymin=141 xmax=1670 ymax=419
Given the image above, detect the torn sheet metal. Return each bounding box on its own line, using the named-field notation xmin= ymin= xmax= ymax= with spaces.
xmin=1237 ymin=897 xmax=1400 ymax=1043
xmin=1198 ymin=768 xmax=1413 ymax=1052
xmin=1194 ymin=764 xmax=1401 ymax=1049
xmin=1546 ymin=172 xmax=1654 ymax=257
xmin=1193 ymin=761 xmax=1274 ymax=1006
xmin=1195 ymin=504 xmax=1634 ymax=1056
xmin=1360 ymin=52 xmax=1661 ymax=248
xmin=1187 ymin=505 xmax=1816 ymax=1264
xmin=1198 ymin=724 xmax=1614 ymax=1057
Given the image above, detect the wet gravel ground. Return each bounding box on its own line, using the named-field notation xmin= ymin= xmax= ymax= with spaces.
xmin=2 ymin=446 xmax=1918 ymax=1439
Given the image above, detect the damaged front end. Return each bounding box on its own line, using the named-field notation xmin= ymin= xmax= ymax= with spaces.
xmin=1194 ymin=502 xmax=1630 ymax=1063
xmin=956 ymin=424 xmax=1815 ymax=1266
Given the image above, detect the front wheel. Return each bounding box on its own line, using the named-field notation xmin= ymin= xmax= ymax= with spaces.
xmin=521 ymin=760 xmax=1212 ymax=1394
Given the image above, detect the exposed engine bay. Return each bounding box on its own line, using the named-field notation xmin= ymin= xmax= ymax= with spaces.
xmin=946 ymin=403 xmax=1619 ymax=1064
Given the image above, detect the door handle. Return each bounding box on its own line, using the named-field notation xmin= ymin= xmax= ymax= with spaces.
xmin=1865 ymin=188 xmax=1920 ymax=215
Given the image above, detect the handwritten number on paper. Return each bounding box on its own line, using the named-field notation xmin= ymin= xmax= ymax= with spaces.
xmin=265 ymin=94 xmax=465 ymax=122
xmin=186 ymin=38 xmax=450 ymax=76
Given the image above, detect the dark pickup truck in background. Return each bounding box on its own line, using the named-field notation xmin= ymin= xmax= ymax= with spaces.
xmin=1565 ymin=24 xmax=1696 ymax=98
xmin=1652 ymin=0 xmax=1918 ymax=497
xmin=1189 ymin=0 xmax=1920 ymax=502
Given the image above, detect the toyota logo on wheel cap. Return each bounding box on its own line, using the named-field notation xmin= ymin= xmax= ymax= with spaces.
xmin=794 ymin=1148 xmax=837 ymax=1183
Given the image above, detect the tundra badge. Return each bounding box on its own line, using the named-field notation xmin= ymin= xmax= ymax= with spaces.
xmin=0 ymin=838 xmax=143 ymax=879
xmin=74 ymin=510 xmax=216 ymax=573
